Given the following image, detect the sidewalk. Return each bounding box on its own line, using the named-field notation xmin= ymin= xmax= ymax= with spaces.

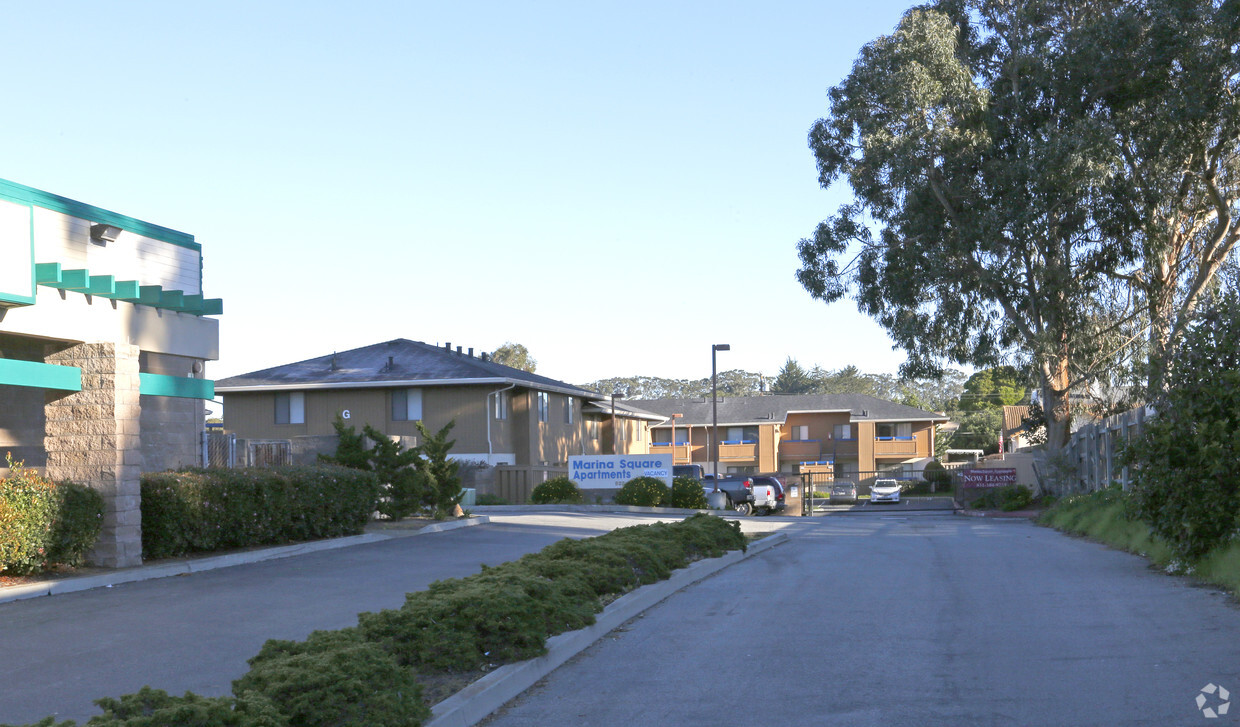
xmin=0 ymin=515 xmax=489 ymax=606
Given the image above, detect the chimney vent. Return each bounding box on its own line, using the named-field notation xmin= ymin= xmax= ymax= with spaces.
xmin=456 ymin=346 xmax=462 ymax=354
xmin=468 ymin=347 xmax=474 ymax=357
xmin=445 ymin=342 xmax=451 ymax=351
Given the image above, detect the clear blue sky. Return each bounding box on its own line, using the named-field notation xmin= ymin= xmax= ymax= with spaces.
xmin=2 ymin=1 xmax=920 ymax=387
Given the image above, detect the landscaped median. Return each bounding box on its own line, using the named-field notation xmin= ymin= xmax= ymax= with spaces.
xmin=3 ymin=514 xmax=770 ymax=727
xmin=1038 ymin=488 xmax=1240 ymax=598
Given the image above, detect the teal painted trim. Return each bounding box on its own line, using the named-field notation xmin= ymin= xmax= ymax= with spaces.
xmin=58 ymin=269 xmax=89 ymax=290
xmin=34 ymin=262 xmax=62 ymax=284
xmin=86 ymin=275 xmax=116 ymax=296
xmin=0 ymin=358 xmax=82 ymax=391
xmin=32 ymin=265 xmax=223 ymax=317
xmin=138 ymin=285 xmax=163 ymax=305
xmin=139 ymin=373 xmax=214 ymax=400
xmin=159 ymin=290 xmax=183 ymax=308
xmin=106 ymin=280 xmax=140 ymax=299
xmin=177 ymin=294 xmax=203 ymax=313
xmin=0 ymin=177 xmax=199 ymax=251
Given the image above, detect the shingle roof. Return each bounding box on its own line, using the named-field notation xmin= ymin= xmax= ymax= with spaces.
xmin=215 ymin=339 xmax=601 ymax=398
xmin=633 ymin=393 xmax=949 ymax=427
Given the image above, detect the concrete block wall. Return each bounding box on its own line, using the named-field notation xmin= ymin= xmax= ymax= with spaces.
xmin=43 ymin=342 xmax=143 ymax=568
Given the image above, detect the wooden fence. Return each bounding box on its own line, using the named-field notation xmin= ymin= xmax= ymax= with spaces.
xmin=490 ymin=464 xmax=569 ymax=504
xmin=1034 ymin=405 xmax=1153 ymax=494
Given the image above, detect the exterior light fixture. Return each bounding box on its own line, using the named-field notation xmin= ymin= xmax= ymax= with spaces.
xmin=90 ymin=224 xmax=123 ymax=244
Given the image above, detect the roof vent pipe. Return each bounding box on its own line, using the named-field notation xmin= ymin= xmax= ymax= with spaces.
xmin=456 ymin=346 xmax=462 ymax=354
xmin=445 ymin=342 xmax=451 ymax=350
xmin=468 ymin=347 xmax=474 ymax=357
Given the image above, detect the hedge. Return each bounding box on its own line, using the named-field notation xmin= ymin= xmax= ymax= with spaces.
xmin=0 ymin=458 xmax=103 ymax=576
xmin=3 ymin=514 xmax=747 ymax=727
xmin=140 ymin=466 xmax=380 ymax=559
xmin=529 ymin=476 xmax=584 ymax=504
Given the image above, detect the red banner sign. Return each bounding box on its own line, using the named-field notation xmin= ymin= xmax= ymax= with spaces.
xmin=959 ymin=468 xmax=1018 ymax=488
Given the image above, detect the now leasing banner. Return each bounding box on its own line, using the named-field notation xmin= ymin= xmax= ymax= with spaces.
xmin=959 ymin=468 xmax=1018 ymax=488
xmin=568 ymin=454 xmax=673 ymax=489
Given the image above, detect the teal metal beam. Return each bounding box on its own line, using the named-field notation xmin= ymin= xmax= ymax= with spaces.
xmin=107 ymin=280 xmax=140 ymax=299
xmin=159 ymin=290 xmax=183 ymax=308
xmin=0 ymin=359 xmax=82 ymax=391
xmin=34 ymin=262 xmax=62 ymax=284
xmin=138 ymin=373 xmax=214 ymax=400
xmin=57 ymin=269 xmax=89 ymax=290
xmin=138 ymin=285 xmax=163 ymax=305
xmin=200 ymin=298 xmax=224 ymax=316
xmin=85 ymin=275 xmax=116 ymax=296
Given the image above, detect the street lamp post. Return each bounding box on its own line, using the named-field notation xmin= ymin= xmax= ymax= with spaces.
xmin=711 ymin=344 xmax=730 ymax=492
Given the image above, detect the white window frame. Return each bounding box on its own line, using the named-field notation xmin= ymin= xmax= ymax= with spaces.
xmin=275 ymin=391 xmax=305 ymax=425
xmin=392 ymin=388 xmax=423 ymax=422
xmin=565 ymin=396 xmax=575 ymax=424
xmin=834 ymin=423 xmax=853 ymax=440
xmin=537 ymin=391 xmax=549 ymax=423
xmin=494 ymin=391 xmax=509 ymax=420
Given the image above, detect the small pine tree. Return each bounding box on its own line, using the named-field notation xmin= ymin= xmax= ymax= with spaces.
xmin=318 ymin=416 xmax=371 ymax=471
xmin=416 ymin=421 xmax=461 ymax=516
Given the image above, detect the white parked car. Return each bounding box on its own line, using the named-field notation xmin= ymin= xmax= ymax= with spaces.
xmin=870 ymin=478 xmax=902 ymax=504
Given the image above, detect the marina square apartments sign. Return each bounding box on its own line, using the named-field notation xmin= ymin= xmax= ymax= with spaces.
xmin=568 ymin=454 xmax=673 ymax=489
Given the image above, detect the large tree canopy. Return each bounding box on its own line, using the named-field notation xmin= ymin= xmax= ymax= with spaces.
xmin=797 ymin=0 xmax=1240 ymax=449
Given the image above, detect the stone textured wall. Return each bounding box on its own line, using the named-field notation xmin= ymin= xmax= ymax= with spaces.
xmin=140 ymin=394 xmax=203 ymax=472
xmin=43 ymin=342 xmax=143 ymax=568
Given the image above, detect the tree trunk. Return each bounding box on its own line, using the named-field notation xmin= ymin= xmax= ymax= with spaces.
xmin=1040 ymin=355 xmax=1073 ymax=453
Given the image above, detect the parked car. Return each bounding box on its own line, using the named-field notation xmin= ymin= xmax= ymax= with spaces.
xmin=870 ymin=478 xmax=903 ymax=504
xmin=673 ymin=464 xmax=705 ymax=481
xmin=751 ymin=476 xmax=786 ymax=515
xmin=701 ymin=475 xmax=757 ymax=515
xmin=830 ymin=481 xmax=858 ymax=504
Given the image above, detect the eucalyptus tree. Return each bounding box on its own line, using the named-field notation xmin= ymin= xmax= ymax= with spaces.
xmin=797 ymin=0 xmax=1239 ymax=448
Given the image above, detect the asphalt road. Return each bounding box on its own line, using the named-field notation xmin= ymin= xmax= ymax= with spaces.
xmin=0 ymin=513 xmax=713 ymax=725
xmin=482 ymin=513 xmax=1240 ymax=727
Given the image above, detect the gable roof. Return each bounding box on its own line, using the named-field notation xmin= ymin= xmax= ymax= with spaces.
xmin=634 ymin=393 xmax=949 ymax=427
xmin=215 ymin=339 xmax=601 ymax=399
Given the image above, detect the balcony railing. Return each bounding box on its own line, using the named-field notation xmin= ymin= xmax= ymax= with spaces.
xmin=873 ymin=436 xmax=919 ymax=456
xmin=779 ymin=439 xmax=821 ymax=460
xmin=718 ymin=441 xmax=758 ymax=461
xmin=649 ymin=442 xmax=693 ymax=464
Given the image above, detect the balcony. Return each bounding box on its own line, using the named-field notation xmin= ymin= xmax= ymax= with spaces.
xmin=779 ymin=439 xmax=821 ymax=461
xmin=824 ymin=438 xmax=858 ymax=457
xmin=649 ymin=442 xmax=693 ymax=464
xmin=718 ymin=440 xmax=758 ymax=462
xmin=873 ymin=436 xmax=919 ymax=457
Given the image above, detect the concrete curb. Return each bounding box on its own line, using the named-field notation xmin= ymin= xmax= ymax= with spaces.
xmin=470 ymin=504 xmax=721 ymax=515
xmin=0 ymin=516 xmax=490 ymax=605
xmin=426 ymin=530 xmax=790 ymax=727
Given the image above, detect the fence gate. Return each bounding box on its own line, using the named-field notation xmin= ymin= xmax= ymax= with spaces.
xmin=248 ymin=440 xmax=292 ymax=468
xmin=204 ymin=431 xmax=237 ymax=468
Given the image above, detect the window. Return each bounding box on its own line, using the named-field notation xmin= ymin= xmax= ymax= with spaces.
xmin=392 ymin=388 xmax=423 ymax=422
xmin=494 ymin=391 xmax=508 ymax=420
xmin=876 ymin=422 xmax=913 ymax=439
xmin=537 ymin=392 xmax=549 ymax=422
xmin=565 ymin=396 xmax=575 ymax=424
xmin=587 ymin=420 xmax=599 ymax=439
xmin=275 ymin=392 xmax=305 ymax=425
xmin=726 ymin=426 xmax=759 ymax=443
xmin=790 ymin=425 xmax=809 ymax=441
xmin=834 ymin=423 xmax=853 ymax=440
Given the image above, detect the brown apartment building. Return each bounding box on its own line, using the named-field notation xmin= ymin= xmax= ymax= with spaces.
xmin=632 ymin=394 xmax=948 ymax=485
xmin=215 ymin=339 xmax=623 ymax=467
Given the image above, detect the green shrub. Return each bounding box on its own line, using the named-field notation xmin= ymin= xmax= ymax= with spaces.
xmin=0 ymin=459 xmax=103 ymax=576
xmin=670 ymin=476 xmax=708 ymax=509
xmin=1038 ymin=487 xmax=1175 ymax=566
xmin=1122 ymin=302 xmax=1240 ymax=559
xmin=923 ymin=461 xmax=953 ymax=490
xmin=85 ymin=686 xmax=286 ymax=727
xmin=236 ymin=629 xmax=428 ymax=727
xmin=530 ymin=477 xmax=584 ymax=504
xmin=474 ymin=493 xmax=509 ymax=506
xmin=47 ymin=482 xmax=104 ymax=567
xmin=969 ymin=484 xmax=1032 ymax=511
xmin=141 ymin=465 xmax=380 ymax=559
xmin=613 ymin=477 xmax=669 ymax=507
